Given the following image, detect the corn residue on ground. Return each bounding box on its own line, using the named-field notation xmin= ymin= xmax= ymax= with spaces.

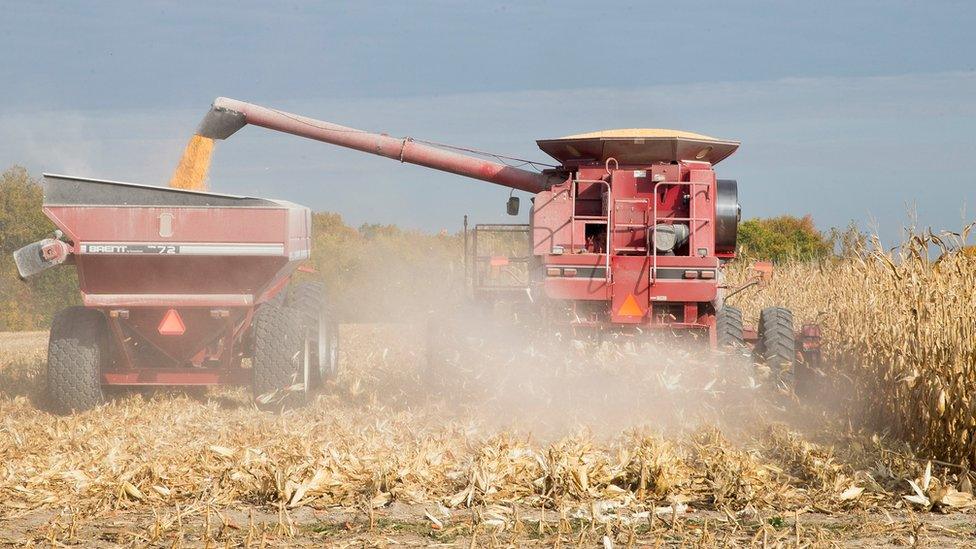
xmin=2 ymin=327 xmax=976 ymax=547
xmin=168 ymin=134 xmax=214 ymax=190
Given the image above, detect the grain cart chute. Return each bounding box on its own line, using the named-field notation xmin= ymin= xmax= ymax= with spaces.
xmin=13 ymin=174 xmax=335 ymax=412
xmin=195 ymin=97 xmax=821 ymax=383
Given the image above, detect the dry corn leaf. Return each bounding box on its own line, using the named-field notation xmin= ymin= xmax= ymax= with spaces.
xmin=209 ymin=445 xmax=236 ymax=458
xmin=424 ymin=510 xmax=443 ymax=530
xmin=939 ymin=489 xmax=975 ymax=508
xmin=838 ymin=486 xmax=864 ymax=501
xmin=122 ymin=482 xmax=145 ymax=501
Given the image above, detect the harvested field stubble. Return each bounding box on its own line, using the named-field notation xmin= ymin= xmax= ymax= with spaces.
xmin=2 ymin=323 xmax=976 ymax=546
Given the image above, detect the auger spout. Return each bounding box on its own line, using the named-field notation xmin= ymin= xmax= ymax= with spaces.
xmin=197 ymin=97 xmax=559 ymax=194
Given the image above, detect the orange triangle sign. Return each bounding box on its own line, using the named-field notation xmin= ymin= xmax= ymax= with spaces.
xmin=617 ymin=294 xmax=644 ymax=317
xmin=158 ymin=308 xmax=186 ymax=336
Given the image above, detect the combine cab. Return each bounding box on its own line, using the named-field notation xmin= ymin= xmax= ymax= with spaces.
xmin=14 ymin=174 xmax=337 ymax=412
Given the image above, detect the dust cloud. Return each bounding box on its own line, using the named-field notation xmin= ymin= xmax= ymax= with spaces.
xmin=405 ymin=326 xmax=777 ymax=441
xmin=325 ymin=253 xmax=791 ymax=443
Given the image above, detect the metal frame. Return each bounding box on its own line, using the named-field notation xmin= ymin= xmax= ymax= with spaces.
xmin=467 ymin=223 xmax=532 ymax=293
xmin=650 ymin=180 xmax=712 ymax=281
xmin=571 ymin=179 xmax=613 ymax=281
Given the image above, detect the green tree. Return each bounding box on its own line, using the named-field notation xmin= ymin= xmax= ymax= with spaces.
xmin=737 ymin=215 xmax=832 ymax=263
xmin=0 ymin=166 xmax=80 ymax=330
xmin=0 ymin=166 xmax=48 ymax=253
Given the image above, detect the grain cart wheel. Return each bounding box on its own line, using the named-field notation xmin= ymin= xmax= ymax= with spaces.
xmin=715 ymin=306 xmax=745 ymax=348
xmin=47 ymin=307 xmax=108 ymax=414
xmin=757 ymin=307 xmax=797 ymax=387
xmin=288 ymin=281 xmax=339 ymax=389
xmin=251 ymin=302 xmax=307 ymax=407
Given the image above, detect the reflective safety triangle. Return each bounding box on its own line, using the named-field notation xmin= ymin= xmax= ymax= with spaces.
xmin=617 ymin=294 xmax=644 ymax=317
xmin=158 ymin=308 xmax=186 ymax=336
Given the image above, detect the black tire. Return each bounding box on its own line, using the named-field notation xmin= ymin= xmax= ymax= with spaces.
xmin=252 ymin=302 xmax=306 ymax=405
xmin=266 ymin=289 xmax=287 ymax=307
xmin=715 ymin=306 xmax=745 ymax=347
xmin=287 ymin=281 xmax=338 ymax=388
xmin=47 ymin=307 xmax=108 ymax=414
xmin=758 ymin=307 xmax=796 ymax=383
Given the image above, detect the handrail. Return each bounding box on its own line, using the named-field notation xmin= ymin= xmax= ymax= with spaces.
xmin=651 ymin=181 xmax=712 ymax=282
xmin=573 ymin=179 xmax=612 ymax=283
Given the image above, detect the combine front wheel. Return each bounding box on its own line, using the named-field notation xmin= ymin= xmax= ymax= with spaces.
xmin=757 ymin=307 xmax=796 ymax=387
xmin=47 ymin=307 xmax=108 ymax=414
xmin=715 ymin=306 xmax=745 ymax=348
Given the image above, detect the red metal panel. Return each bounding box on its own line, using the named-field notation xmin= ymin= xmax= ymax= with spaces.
xmin=531 ymin=188 xmax=573 ymax=254
xmin=652 ymin=255 xmax=720 ymax=268
xmin=544 ymin=255 xmax=607 ymax=266
xmin=543 ymin=278 xmax=609 ymax=300
xmin=44 ymin=206 xmax=293 ymax=244
xmin=688 ymin=166 xmax=716 ymax=255
xmin=649 ymin=281 xmax=717 ymax=302
xmin=612 ymin=200 xmax=648 ymax=251
xmin=648 ymin=256 xmax=720 ymax=303
xmin=75 ymin=255 xmax=287 ymax=296
xmin=610 ymin=256 xmax=649 ymax=323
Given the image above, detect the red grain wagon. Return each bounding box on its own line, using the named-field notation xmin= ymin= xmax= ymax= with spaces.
xmin=14 ymin=174 xmax=336 ymax=412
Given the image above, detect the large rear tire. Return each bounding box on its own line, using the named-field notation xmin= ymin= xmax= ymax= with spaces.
xmin=758 ymin=307 xmax=796 ymax=386
xmin=252 ymin=302 xmax=306 ymax=406
xmin=47 ymin=307 xmax=108 ymax=414
xmin=287 ymin=281 xmax=338 ymax=388
xmin=715 ymin=306 xmax=745 ymax=348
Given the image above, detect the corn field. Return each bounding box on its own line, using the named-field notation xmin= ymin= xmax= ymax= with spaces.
xmin=728 ymin=225 xmax=976 ymax=466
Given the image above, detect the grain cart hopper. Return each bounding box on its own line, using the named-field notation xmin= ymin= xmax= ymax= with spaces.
xmin=194 ymin=97 xmax=821 ymax=383
xmin=14 ymin=174 xmax=336 ymax=412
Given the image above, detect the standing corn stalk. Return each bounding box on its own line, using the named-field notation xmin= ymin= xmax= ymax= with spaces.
xmin=727 ymin=224 xmax=976 ymax=465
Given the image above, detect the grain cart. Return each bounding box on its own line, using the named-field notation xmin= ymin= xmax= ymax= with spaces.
xmin=194 ymin=98 xmax=821 ymax=382
xmin=13 ymin=174 xmax=336 ymax=412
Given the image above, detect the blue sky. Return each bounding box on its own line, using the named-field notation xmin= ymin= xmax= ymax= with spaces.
xmin=1 ymin=1 xmax=974 ymax=244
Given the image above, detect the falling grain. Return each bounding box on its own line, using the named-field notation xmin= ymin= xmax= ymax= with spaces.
xmin=169 ymin=134 xmax=214 ymax=190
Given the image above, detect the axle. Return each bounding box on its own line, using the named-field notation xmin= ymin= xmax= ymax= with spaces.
xmin=196 ymin=97 xmax=560 ymax=194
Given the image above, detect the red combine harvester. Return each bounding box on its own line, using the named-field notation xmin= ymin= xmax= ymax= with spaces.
xmin=195 ymin=98 xmax=821 ymax=381
xmin=14 ymin=175 xmax=337 ymax=412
